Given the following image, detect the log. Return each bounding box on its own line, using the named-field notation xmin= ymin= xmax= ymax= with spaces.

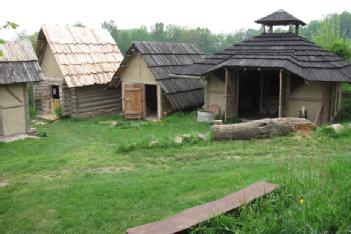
xmin=212 ymin=117 xmax=316 ymax=141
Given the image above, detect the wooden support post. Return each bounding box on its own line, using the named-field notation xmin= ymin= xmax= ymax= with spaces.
xmin=285 ymin=72 xmax=290 ymax=116
xmin=278 ymin=70 xmax=283 ymax=118
xmin=259 ymin=72 xmax=264 ymax=113
xmin=23 ymin=83 xmax=30 ymax=133
xmin=224 ymin=68 xmax=229 ymax=121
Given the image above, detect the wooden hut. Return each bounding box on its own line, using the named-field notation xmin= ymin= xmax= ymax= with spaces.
xmin=110 ymin=41 xmax=204 ymax=119
xmin=176 ymin=10 xmax=351 ymax=124
xmin=0 ymin=40 xmax=44 ymax=138
xmin=34 ymin=25 xmax=123 ymax=118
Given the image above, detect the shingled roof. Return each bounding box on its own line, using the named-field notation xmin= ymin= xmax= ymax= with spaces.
xmin=112 ymin=41 xmax=205 ymax=110
xmin=255 ymin=9 xmax=306 ymax=26
xmin=37 ymin=25 xmax=123 ymax=88
xmin=0 ymin=40 xmax=44 ymax=84
xmin=178 ymin=33 xmax=351 ymax=82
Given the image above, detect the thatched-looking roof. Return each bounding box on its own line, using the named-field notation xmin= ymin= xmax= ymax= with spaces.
xmin=37 ymin=25 xmax=123 ymax=88
xmin=178 ymin=33 xmax=351 ymax=82
xmin=0 ymin=39 xmax=44 ymax=84
xmin=112 ymin=41 xmax=205 ymax=110
xmin=255 ymin=9 xmax=306 ymax=26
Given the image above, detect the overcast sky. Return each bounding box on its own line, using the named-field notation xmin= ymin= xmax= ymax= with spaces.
xmin=1 ymin=0 xmax=350 ymax=40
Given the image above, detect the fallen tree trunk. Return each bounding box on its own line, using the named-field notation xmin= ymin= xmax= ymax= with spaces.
xmin=212 ymin=118 xmax=316 ymax=141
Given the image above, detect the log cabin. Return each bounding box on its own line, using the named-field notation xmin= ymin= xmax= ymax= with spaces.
xmin=34 ymin=25 xmax=123 ymax=118
xmin=175 ymin=10 xmax=351 ymax=124
xmin=0 ymin=40 xmax=44 ymax=138
xmin=110 ymin=41 xmax=204 ymax=120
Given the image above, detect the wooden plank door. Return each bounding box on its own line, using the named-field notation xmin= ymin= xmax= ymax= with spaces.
xmin=123 ymin=83 xmax=144 ymax=119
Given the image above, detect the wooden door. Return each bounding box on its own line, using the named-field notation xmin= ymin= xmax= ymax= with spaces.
xmin=123 ymin=83 xmax=144 ymax=119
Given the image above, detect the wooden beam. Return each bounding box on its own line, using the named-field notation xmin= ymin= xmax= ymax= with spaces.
xmin=278 ymin=70 xmax=283 ymax=118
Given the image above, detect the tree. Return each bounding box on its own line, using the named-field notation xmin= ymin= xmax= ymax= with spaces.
xmin=0 ymin=21 xmax=19 ymax=57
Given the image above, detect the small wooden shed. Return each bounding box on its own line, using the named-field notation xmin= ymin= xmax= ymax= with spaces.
xmin=177 ymin=10 xmax=351 ymax=124
xmin=110 ymin=41 xmax=205 ymax=119
xmin=0 ymin=40 xmax=44 ymax=137
xmin=34 ymin=25 xmax=124 ymax=118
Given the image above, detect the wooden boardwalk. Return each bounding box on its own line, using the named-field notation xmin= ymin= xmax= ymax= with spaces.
xmin=126 ymin=181 xmax=278 ymax=234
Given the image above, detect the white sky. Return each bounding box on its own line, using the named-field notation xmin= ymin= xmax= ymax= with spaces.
xmin=1 ymin=0 xmax=351 ymax=40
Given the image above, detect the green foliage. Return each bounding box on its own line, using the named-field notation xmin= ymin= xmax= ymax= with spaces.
xmin=73 ymin=21 xmax=86 ymax=28
xmin=0 ymin=21 xmax=19 ymax=57
xmin=308 ymin=12 xmax=351 ymax=60
xmin=192 ymin=155 xmax=351 ymax=233
xmin=54 ymin=104 xmax=63 ymax=119
xmin=1 ymin=113 xmax=351 ymax=233
xmin=102 ymin=20 xmax=260 ymax=55
xmin=315 ymin=126 xmax=338 ymax=138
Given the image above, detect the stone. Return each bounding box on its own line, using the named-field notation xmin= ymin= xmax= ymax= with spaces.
xmin=175 ymin=136 xmax=183 ymax=144
xmin=328 ymin=123 xmax=344 ymax=134
xmin=197 ymin=132 xmax=209 ymax=141
xmin=110 ymin=121 xmax=118 ymax=127
xmin=0 ymin=181 xmax=8 ymax=188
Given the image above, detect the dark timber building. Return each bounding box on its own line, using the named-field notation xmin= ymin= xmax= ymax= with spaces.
xmin=176 ymin=10 xmax=351 ymax=124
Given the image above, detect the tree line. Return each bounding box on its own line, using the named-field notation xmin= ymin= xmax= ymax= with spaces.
xmin=9 ymin=11 xmax=351 ymax=60
xmin=101 ymin=11 xmax=351 ymax=60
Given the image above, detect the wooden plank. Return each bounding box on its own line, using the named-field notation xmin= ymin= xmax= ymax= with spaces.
xmin=127 ymin=181 xmax=278 ymax=234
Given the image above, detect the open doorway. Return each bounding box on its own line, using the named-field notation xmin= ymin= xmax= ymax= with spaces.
xmin=145 ymin=84 xmax=157 ymax=118
xmin=238 ymin=70 xmax=260 ymax=118
xmin=238 ymin=70 xmax=279 ymax=119
xmin=51 ymin=85 xmax=60 ymax=114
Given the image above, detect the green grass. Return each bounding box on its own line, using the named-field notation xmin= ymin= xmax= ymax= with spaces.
xmin=0 ymin=112 xmax=351 ymax=233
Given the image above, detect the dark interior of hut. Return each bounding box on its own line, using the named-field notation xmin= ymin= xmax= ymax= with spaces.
xmin=238 ymin=70 xmax=279 ymax=119
xmin=145 ymin=84 xmax=157 ymax=117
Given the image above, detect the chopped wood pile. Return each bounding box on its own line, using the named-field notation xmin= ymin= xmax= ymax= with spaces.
xmin=212 ymin=118 xmax=316 ymax=141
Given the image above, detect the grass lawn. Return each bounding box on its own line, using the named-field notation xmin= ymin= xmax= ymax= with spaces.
xmin=0 ymin=112 xmax=351 ymax=233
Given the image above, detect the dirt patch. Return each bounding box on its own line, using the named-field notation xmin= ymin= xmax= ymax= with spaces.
xmin=88 ymin=166 xmax=134 ymax=174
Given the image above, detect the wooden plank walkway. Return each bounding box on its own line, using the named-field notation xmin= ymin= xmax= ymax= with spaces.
xmin=126 ymin=181 xmax=278 ymax=234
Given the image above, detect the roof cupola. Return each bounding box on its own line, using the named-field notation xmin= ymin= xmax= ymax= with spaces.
xmin=255 ymin=9 xmax=306 ymax=34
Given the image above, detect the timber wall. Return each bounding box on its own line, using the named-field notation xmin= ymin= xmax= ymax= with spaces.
xmin=70 ymin=85 xmax=121 ymax=118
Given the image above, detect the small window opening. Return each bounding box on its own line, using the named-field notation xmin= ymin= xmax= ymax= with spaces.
xmin=52 ymin=85 xmax=60 ymax=99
